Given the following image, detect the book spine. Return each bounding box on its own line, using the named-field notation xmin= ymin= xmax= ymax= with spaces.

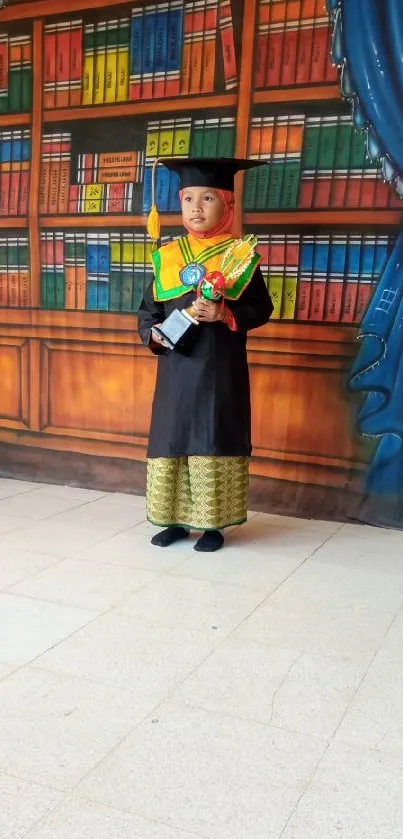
xmin=189 ymin=0 xmax=205 ymax=95
xmin=280 ymin=21 xmax=298 ymax=86
xmin=153 ymin=3 xmax=169 ymax=98
xmin=265 ymin=22 xmax=284 ymax=87
xmin=165 ymin=0 xmax=183 ymax=98
xmin=180 ymin=0 xmax=194 ymax=94
xmin=104 ymin=18 xmax=119 ymax=104
xmin=55 ymin=21 xmax=71 ymax=108
xmin=295 ymin=18 xmax=314 ymax=85
xmin=117 ymin=16 xmax=130 ymax=102
xmin=0 ymin=35 xmax=9 ymax=114
xmin=141 ymin=4 xmax=157 ymax=100
xmin=130 ymin=5 xmax=144 ymax=101
xmin=218 ymin=0 xmax=237 ymax=90
xmin=82 ymin=23 xmax=95 ymax=105
xmin=296 ymin=235 xmax=314 ymax=320
xmin=70 ymin=19 xmax=83 ymax=107
xmin=201 ymin=0 xmax=219 ymax=94
xmin=93 ymin=21 xmax=107 ymax=105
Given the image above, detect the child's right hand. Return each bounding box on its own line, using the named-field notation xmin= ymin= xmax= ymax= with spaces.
xmin=151 ymin=325 xmax=169 ymax=347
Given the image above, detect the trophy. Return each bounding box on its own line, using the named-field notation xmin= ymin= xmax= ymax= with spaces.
xmin=152 ymin=235 xmax=258 ymax=354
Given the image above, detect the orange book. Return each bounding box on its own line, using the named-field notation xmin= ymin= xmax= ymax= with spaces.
xmin=0 ymin=271 xmax=8 ymax=306
xmin=43 ymin=24 xmax=57 ymax=109
xmin=180 ymin=0 xmax=194 ymax=94
xmin=39 ymin=160 xmax=50 ymax=214
xmin=19 ymin=270 xmax=30 ymax=307
xmin=76 ymin=265 xmax=86 ymax=310
xmin=58 ymin=160 xmax=70 ymax=213
xmin=55 ymin=22 xmax=71 ymax=108
xmin=70 ymin=19 xmax=83 ymax=106
xmin=48 ymin=161 xmax=61 ymax=214
xmin=189 ymin=0 xmax=205 ymax=94
xmin=8 ymin=271 xmax=19 ymax=307
xmin=65 ymin=264 xmax=76 ymax=309
xmin=218 ymin=0 xmax=237 ymax=90
xmin=260 ymin=0 xmax=316 ymax=24
xmin=9 ymin=168 xmax=21 ymax=216
xmin=201 ymin=0 xmax=218 ymax=94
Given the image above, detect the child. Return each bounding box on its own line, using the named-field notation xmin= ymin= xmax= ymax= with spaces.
xmin=138 ymin=157 xmax=273 ymax=552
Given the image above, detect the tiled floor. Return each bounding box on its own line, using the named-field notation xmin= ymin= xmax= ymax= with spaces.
xmin=0 ymin=478 xmax=402 ymax=838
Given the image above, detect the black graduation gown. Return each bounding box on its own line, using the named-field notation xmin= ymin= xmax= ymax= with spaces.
xmin=138 ymin=266 xmax=273 ymax=458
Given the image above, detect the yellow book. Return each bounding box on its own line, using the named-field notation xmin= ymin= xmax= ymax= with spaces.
xmin=146 ymin=121 xmax=160 ymax=158
xmin=268 ymin=273 xmax=284 ymax=320
xmin=94 ymin=49 xmax=106 ymax=105
xmin=117 ymin=46 xmax=129 ymax=102
xmin=158 ymin=121 xmax=175 ymax=157
xmin=173 ymin=120 xmax=192 ymax=156
xmin=84 ymin=184 xmax=103 ymax=213
xmin=82 ymin=24 xmax=95 ymax=105
xmin=105 ymin=47 xmax=118 ymax=103
xmin=281 ymin=271 xmax=298 ymax=319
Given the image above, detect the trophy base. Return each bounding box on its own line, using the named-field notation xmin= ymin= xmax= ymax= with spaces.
xmin=153 ymin=308 xmax=199 ymax=355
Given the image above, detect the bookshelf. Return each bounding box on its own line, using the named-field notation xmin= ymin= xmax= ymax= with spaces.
xmin=0 ymin=0 xmax=394 ymax=514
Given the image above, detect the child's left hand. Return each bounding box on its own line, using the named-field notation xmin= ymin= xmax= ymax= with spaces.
xmin=193 ymin=299 xmax=223 ymax=323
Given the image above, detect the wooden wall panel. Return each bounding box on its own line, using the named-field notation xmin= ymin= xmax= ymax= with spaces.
xmin=40 ymin=341 xmax=156 ymax=441
xmin=0 ymin=338 xmax=30 ymax=428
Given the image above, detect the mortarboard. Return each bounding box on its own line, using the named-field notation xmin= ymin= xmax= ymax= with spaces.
xmin=147 ymin=156 xmax=267 ymax=243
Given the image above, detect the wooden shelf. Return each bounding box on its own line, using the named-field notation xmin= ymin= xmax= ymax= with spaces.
xmin=254 ymin=85 xmax=341 ymax=105
xmin=244 ymin=210 xmax=403 ymax=226
xmin=40 ymin=214 xmax=182 ymax=228
xmin=44 ymin=93 xmax=237 ymax=124
xmin=0 ymin=112 xmax=31 ymax=127
xmin=0 ymin=0 xmax=136 ymax=21
xmin=0 ymin=217 xmax=28 ymax=228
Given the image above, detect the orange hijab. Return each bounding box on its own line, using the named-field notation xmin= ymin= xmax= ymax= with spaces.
xmin=179 ymin=188 xmax=236 ymax=239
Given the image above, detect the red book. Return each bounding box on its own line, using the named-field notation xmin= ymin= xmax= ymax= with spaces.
xmin=257 ymin=236 xmax=269 ymax=264
xmin=18 ymin=170 xmax=29 ymax=215
xmin=68 ymin=184 xmax=79 ymax=213
xmin=55 ymin=23 xmax=71 ymax=108
xmin=70 ymin=19 xmax=83 ymax=106
xmin=201 ymin=0 xmax=219 ymax=94
xmin=43 ymin=24 xmax=57 ymax=109
xmin=255 ymin=24 xmax=269 ymax=88
xmin=295 ymin=21 xmax=314 ymax=85
xmin=355 ymin=279 xmax=372 ymax=323
xmin=9 ymin=169 xmax=21 ymax=215
xmin=180 ymin=1 xmax=194 ymax=94
xmin=388 ymin=187 xmax=402 ymax=208
xmin=329 ymin=171 xmax=348 ymax=208
xmin=0 ymin=171 xmax=10 ymax=215
xmin=309 ymin=276 xmax=327 ymax=320
xmin=219 ymin=0 xmax=237 ymax=90
xmin=296 ymin=275 xmax=312 ymax=320
xmin=285 ymin=234 xmax=300 ymax=267
xmin=359 ymin=171 xmax=377 ymax=209
xmin=309 ymin=18 xmax=328 ymax=83
xmin=298 ymin=173 xmax=315 ymax=209
xmin=106 ymin=182 xmax=125 ymax=213
xmin=312 ymin=173 xmax=332 ymax=208
xmin=0 ymin=35 xmax=9 ymax=105
xmin=375 ymin=175 xmax=392 ymax=208
xmin=280 ymin=22 xmax=298 ymax=86
xmin=340 ymin=278 xmax=359 ymax=323
xmin=324 ymin=277 xmax=343 ymax=322
xmin=265 ymin=23 xmax=283 ymax=87
xmin=268 ymin=234 xmax=286 ymax=266
xmin=344 ymin=170 xmax=362 ymax=208
xmin=40 ymin=235 xmax=64 ymax=265
xmin=324 ymin=24 xmax=338 ymax=82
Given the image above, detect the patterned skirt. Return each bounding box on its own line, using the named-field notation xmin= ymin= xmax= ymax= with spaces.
xmin=146 ymin=456 xmax=249 ymax=531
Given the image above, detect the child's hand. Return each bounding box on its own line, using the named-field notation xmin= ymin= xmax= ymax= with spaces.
xmin=193 ymin=299 xmax=223 ymax=323
xmin=151 ymin=325 xmax=170 ymax=347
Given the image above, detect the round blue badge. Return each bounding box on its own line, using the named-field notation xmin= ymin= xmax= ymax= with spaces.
xmin=179 ymin=262 xmax=206 ymax=287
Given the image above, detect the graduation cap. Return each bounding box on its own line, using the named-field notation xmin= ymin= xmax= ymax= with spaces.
xmin=147 ymin=156 xmax=267 ymax=242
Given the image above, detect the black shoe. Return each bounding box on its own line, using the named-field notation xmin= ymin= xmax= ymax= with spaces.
xmin=194 ymin=530 xmax=224 ymax=552
xmin=151 ymin=526 xmax=189 ymax=547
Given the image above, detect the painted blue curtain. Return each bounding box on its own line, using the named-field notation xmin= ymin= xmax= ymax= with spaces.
xmin=328 ymin=0 xmax=403 ymax=492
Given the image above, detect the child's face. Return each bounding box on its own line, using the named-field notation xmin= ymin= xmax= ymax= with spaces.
xmin=181 ymin=187 xmax=224 ymax=234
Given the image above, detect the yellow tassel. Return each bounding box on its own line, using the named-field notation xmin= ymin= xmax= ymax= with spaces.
xmin=147 ymin=203 xmax=160 ymax=243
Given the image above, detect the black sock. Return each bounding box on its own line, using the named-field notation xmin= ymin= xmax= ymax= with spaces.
xmin=194 ymin=530 xmax=224 ymax=552
xmin=151 ymin=526 xmax=189 ymax=547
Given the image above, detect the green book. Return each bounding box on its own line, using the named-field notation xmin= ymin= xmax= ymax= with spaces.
xmin=349 ymin=128 xmax=366 ymax=168
xmin=316 ymin=117 xmax=338 ymax=170
xmin=301 ymin=118 xmax=321 ymax=170
xmin=41 ymin=270 xmax=56 ymax=308
xmin=109 ymin=269 xmax=122 ymax=311
xmin=266 ymin=161 xmax=284 ymax=209
xmin=201 ymin=119 xmax=219 ymax=157
xmin=132 ymin=268 xmax=146 ymax=312
xmin=255 ymin=165 xmax=271 ymax=209
xmin=280 ymin=161 xmax=301 ymax=209
xmin=217 ymin=119 xmax=236 ymax=157
xmin=121 ymin=266 xmax=134 ymax=311
xmin=55 ymin=270 xmax=65 ymax=309
xmin=243 ymin=168 xmax=258 ymax=210
xmin=8 ymin=68 xmax=22 ymax=112
xmin=333 ymin=118 xmax=353 ymax=169
xmin=190 ymin=120 xmax=204 ymax=157
xmin=21 ymin=68 xmax=32 ymax=111
xmin=0 ymin=93 xmax=8 ymax=114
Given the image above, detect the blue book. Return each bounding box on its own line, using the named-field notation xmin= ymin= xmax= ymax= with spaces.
xmin=346 ymin=239 xmax=361 ymax=277
xmin=142 ymin=166 xmax=152 ymax=212
xmin=0 ymin=138 xmax=11 ymax=163
xmin=374 ymin=238 xmax=390 ymax=275
xmin=97 ymin=278 xmax=109 ymax=310
xmin=300 ymin=240 xmax=314 ymax=273
xmin=329 ymin=238 xmax=347 ymax=276
xmin=156 ymin=168 xmax=170 ymax=212
xmin=167 ymin=2 xmax=184 ymax=74
xmin=168 ymin=171 xmax=181 ymax=210
xmin=86 ymin=277 xmax=98 ymax=310
xmin=313 ymin=238 xmax=329 ymax=274
xmin=360 ymin=240 xmax=376 ymax=277
xmin=86 ymin=243 xmax=110 ymax=276
xmin=142 ymin=6 xmax=157 ymax=90
xmin=153 ymin=6 xmax=169 ymax=80
xmin=130 ymin=6 xmax=144 ymax=77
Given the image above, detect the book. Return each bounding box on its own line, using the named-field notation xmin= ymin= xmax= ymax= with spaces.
xmin=0 ymin=34 xmax=9 ymax=114
xmin=218 ymin=0 xmax=237 ymax=90
xmin=0 ymin=234 xmax=30 ymax=307
xmin=86 ymin=232 xmax=110 ymax=310
xmin=40 ymin=231 xmax=65 ymax=309
xmin=0 ymin=128 xmax=30 ymax=216
xmin=82 ymin=23 xmax=95 ymax=105
xmin=40 ymin=132 xmax=71 ymax=214
xmin=8 ymin=34 xmax=32 ymax=113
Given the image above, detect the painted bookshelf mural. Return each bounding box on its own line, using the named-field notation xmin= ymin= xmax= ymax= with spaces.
xmin=0 ymin=0 xmax=401 ymax=526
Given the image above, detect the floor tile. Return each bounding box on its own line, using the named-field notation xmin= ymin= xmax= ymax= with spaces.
xmin=0 ymin=513 xmax=33 ymax=536
xmin=114 ymin=574 xmax=267 ymax=634
xmin=281 ymin=742 xmax=403 ymax=839
xmin=0 ymin=492 xmax=87 ymax=521
xmin=222 ymin=519 xmax=330 ymax=560
xmin=77 ymin=701 xmax=325 ymax=839
xmin=175 ymin=638 xmax=363 ymax=740
xmin=0 ymin=519 xmax=116 ymax=556
xmin=324 ymin=525 xmax=403 ymax=558
xmin=335 ymin=645 xmax=403 ymax=755
xmin=100 ymin=491 xmax=146 ymax=507
xmin=0 ymin=593 xmax=96 ymax=665
xmin=36 ymin=612 xmax=220 ymax=696
xmin=0 ymin=662 xmax=18 ymax=680
xmin=7 ymin=559 xmax=155 ymax=612
xmin=0 ymin=479 xmax=44 ymax=497
xmin=308 ymin=538 xmax=403 ymax=577
xmin=25 ymin=797 xmax=204 ymax=839
xmin=281 ymin=558 xmax=403 ymax=612
xmin=0 ymin=771 xmax=62 ymax=839
xmin=0 ymin=548 xmax=60 ymax=590
xmin=0 ymin=667 xmax=159 ymax=790
xmin=251 ymin=512 xmax=342 ymax=534
xmin=30 ymin=484 xmax=107 ymax=501
xmin=235 ymin=588 xmax=395 ymax=665
xmin=75 ymin=530 xmax=193 ymax=571
xmin=170 ymin=548 xmax=304 ymax=591
xmin=50 ymin=499 xmax=147 ymax=534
